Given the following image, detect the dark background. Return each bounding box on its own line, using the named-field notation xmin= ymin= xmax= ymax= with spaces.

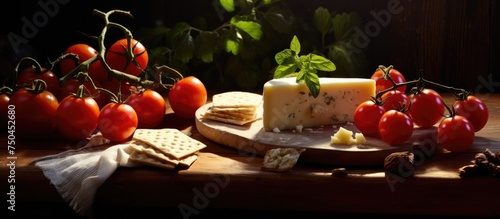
xmin=1 ymin=0 xmax=499 ymax=94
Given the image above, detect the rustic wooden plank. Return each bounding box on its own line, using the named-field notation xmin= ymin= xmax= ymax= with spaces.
xmin=492 ymin=0 xmax=500 ymax=90
xmin=370 ymin=0 xmax=447 ymax=85
xmin=442 ymin=0 xmax=491 ymax=92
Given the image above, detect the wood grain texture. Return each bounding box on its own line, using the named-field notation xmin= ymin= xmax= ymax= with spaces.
xmin=2 ymin=93 xmax=500 ymax=218
xmin=287 ymin=0 xmax=494 ymax=92
xmin=195 ymin=102 xmax=436 ymax=166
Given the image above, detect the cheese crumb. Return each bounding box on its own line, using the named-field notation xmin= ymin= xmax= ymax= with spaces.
xmin=272 ymin=127 xmax=281 ymax=133
xmin=354 ymin=132 xmax=367 ymax=144
xmin=295 ymin=124 xmax=303 ymax=133
xmin=330 ymin=127 xmax=366 ymax=145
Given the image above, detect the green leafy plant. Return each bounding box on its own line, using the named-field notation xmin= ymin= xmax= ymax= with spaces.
xmin=274 ymin=35 xmax=336 ymax=98
xmin=136 ymin=0 xmax=295 ymax=91
xmin=313 ymin=8 xmax=368 ymax=78
xmin=135 ymin=1 xmax=367 ymax=91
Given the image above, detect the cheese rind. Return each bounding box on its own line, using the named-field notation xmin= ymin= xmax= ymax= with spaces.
xmin=262 ymin=77 xmax=375 ymax=131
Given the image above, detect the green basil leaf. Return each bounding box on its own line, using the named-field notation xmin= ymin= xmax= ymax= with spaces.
xmin=225 ymin=38 xmax=240 ymax=55
xmin=219 ymin=0 xmax=235 ymax=12
xmin=173 ymin=32 xmax=195 ymax=64
xmin=295 ymin=66 xmax=307 ymax=82
xmin=169 ymin=22 xmax=191 ymax=40
xmin=313 ymin=7 xmax=332 ymax=36
xmin=304 ymin=68 xmax=320 ymax=98
xmin=223 ymin=28 xmax=242 ymax=55
xmin=262 ymin=0 xmax=273 ymax=5
xmin=274 ymin=63 xmax=297 ymax=78
xmin=195 ymin=31 xmax=218 ymax=63
xmin=332 ymin=12 xmax=363 ymax=42
xmin=262 ymin=10 xmax=293 ymax=34
xmin=310 ymin=54 xmax=336 ymax=71
xmin=274 ymin=49 xmax=294 ymax=65
xmin=232 ymin=20 xmax=263 ymax=40
xmin=290 ymin=35 xmax=301 ymax=54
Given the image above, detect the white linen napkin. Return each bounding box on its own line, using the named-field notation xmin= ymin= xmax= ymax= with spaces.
xmin=32 ymin=134 xmax=141 ymax=217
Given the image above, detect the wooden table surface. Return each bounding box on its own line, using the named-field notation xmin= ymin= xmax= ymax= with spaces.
xmin=2 ymin=92 xmax=500 ymax=218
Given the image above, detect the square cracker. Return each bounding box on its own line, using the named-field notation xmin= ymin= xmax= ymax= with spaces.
xmin=202 ymin=113 xmax=262 ymax=126
xmin=178 ymin=154 xmax=199 ymax=167
xmin=129 ymin=150 xmax=177 ymax=170
xmin=210 ymin=107 xmax=257 ymax=115
xmin=212 ymin=91 xmax=263 ymax=108
xmin=129 ymin=140 xmax=199 ymax=168
xmin=203 ymin=110 xmax=256 ymax=121
xmin=132 ymin=128 xmax=206 ymax=159
xmin=129 ymin=140 xmax=180 ymax=166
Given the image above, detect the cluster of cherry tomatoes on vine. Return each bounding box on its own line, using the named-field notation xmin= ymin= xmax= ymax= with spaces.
xmin=354 ymin=65 xmax=489 ymax=153
xmin=0 ymin=9 xmax=208 ymax=143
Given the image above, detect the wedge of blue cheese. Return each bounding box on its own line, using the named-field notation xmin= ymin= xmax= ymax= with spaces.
xmin=262 ymin=77 xmax=375 ymax=132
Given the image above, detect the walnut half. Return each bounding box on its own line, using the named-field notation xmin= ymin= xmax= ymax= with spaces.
xmin=384 ymin=151 xmax=415 ymax=177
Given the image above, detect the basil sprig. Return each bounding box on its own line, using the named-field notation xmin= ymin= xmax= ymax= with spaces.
xmin=274 ymin=35 xmax=336 ymax=98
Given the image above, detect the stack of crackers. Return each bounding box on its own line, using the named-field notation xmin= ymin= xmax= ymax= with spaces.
xmin=202 ymin=91 xmax=263 ymax=126
xmin=128 ymin=128 xmax=206 ymax=169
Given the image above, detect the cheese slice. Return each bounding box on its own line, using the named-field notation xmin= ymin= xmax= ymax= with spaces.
xmin=262 ymin=77 xmax=375 ymax=131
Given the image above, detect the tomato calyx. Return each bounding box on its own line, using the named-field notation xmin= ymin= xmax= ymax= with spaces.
xmin=73 ymin=84 xmax=89 ymax=99
xmin=453 ymin=90 xmax=472 ymax=101
xmin=378 ymin=65 xmax=395 ymax=81
xmin=25 ymin=79 xmax=49 ymax=94
xmin=107 ymin=38 xmax=147 ymax=73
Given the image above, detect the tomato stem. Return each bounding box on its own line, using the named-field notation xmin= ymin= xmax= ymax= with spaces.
xmin=28 ymin=79 xmax=48 ymax=94
xmin=378 ymin=65 xmax=394 ymax=81
xmin=93 ymin=9 xmax=142 ymax=84
xmin=57 ymin=9 xmax=142 ymax=90
xmin=75 ymin=84 xmax=86 ymax=98
xmin=54 ymin=53 xmax=85 ymax=85
xmin=374 ymin=77 xmax=469 ymax=102
xmin=13 ymin=57 xmax=45 ymax=89
xmin=420 ymin=78 xmax=469 ymax=100
xmin=0 ymin=86 xmax=13 ymax=95
xmin=153 ymin=64 xmax=185 ymax=89
xmin=442 ymin=100 xmax=456 ymax=118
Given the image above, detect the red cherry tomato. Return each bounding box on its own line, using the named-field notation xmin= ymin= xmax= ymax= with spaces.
xmin=453 ymin=95 xmax=488 ymax=132
xmin=16 ymin=66 xmax=60 ymax=99
xmin=0 ymin=92 xmax=10 ymax=129
xmin=370 ymin=65 xmax=406 ymax=94
xmin=8 ymin=81 xmax=60 ymax=139
xmin=353 ymin=100 xmax=386 ymax=137
xmin=168 ymin=76 xmax=207 ymax=119
xmin=55 ymin=91 xmax=100 ymax=141
xmin=381 ymin=89 xmax=410 ymax=112
xmin=59 ymin=44 xmax=108 ymax=83
xmin=126 ymin=89 xmax=166 ymax=128
xmin=408 ymin=88 xmax=445 ymax=128
xmin=98 ymin=102 xmax=138 ymax=143
xmin=378 ymin=109 xmax=414 ymax=146
xmin=437 ymin=115 xmax=475 ymax=152
xmin=106 ymin=38 xmax=148 ymax=77
xmin=60 ymin=78 xmax=106 ymax=108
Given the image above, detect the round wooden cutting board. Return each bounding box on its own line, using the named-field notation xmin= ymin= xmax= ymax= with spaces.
xmin=195 ymin=103 xmax=437 ymax=166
